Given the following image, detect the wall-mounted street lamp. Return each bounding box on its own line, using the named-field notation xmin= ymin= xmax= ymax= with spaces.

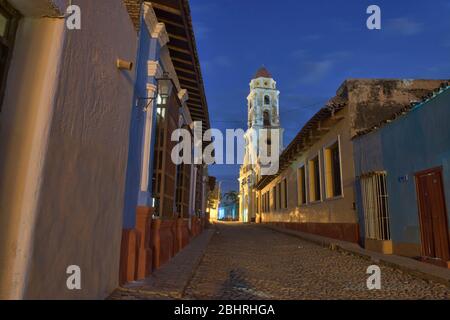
xmin=136 ymin=72 xmax=173 ymax=112
xmin=158 ymin=72 xmax=173 ymax=105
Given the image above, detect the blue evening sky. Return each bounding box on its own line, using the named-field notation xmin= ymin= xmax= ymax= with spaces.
xmin=190 ymin=0 xmax=450 ymax=192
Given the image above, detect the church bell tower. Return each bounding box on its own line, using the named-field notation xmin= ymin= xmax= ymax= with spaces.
xmin=239 ymin=67 xmax=284 ymax=223
xmin=245 ymin=67 xmax=283 ymax=165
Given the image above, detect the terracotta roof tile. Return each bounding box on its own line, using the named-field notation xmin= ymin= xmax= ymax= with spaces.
xmin=123 ymin=0 xmax=142 ymax=32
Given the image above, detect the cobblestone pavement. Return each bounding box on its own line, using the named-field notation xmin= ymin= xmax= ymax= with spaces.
xmin=183 ymin=223 xmax=450 ymax=300
xmin=110 ymin=229 xmax=215 ymax=300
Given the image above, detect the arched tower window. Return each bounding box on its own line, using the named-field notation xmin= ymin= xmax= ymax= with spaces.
xmin=264 ymin=95 xmax=270 ymax=105
xmin=263 ymin=110 xmax=271 ymax=126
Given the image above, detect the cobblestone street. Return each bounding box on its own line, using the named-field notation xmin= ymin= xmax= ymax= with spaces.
xmin=111 ymin=223 xmax=450 ymax=300
xmin=183 ymin=223 xmax=450 ymax=300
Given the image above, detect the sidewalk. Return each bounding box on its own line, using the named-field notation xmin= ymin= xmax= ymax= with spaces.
xmin=262 ymin=224 xmax=450 ymax=288
xmin=109 ymin=226 xmax=216 ymax=300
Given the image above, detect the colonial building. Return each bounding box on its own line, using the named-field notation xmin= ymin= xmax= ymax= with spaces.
xmin=353 ymin=81 xmax=450 ymax=267
xmin=120 ymin=1 xmax=211 ymax=285
xmin=239 ymin=67 xmax=283 ymax=223
xmin=0 ymin=0 xmax=211 ymax=299
xmin=255 ymin=79 xmax=445 ymax=244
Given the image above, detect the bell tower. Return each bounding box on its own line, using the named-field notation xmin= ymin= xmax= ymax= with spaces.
xmin=245 ymin=67 xmax=283 ymax=163
xmin=239 ymin=67 xmax=284 ymax=223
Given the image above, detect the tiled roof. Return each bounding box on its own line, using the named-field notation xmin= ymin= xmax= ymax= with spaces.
xmin=123 ymin=0 xmax=142 ymax=31
xmin=354 ymin=81 xmax=450 ymax=138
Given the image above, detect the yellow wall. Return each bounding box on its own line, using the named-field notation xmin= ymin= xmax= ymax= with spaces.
xmin=259 ymin=107 xmax=358 ymax=224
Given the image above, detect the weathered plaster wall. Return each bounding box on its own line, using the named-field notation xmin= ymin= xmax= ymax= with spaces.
xmin=341 ymin=79 xmax=445 ymax=137
xmin=21 ymin=0 xmax=138 ymax=299
xmin=354 ymin=89 xmax=450 ymax=257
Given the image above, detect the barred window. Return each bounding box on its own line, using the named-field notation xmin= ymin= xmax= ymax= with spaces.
xmin=281 ymin=178 xmax=287 ymax=209
xmin=324 ymin=141 xmax=342 ymax=198
xmin=308 ymin=155 xmax=321 ymax=202
xmin=360 ymin=172 xmax=391 ymax=240
xmin=297 ymin=166 xmax=306 ymax=205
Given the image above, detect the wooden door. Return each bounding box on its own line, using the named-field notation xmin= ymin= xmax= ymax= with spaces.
xmin=415 ymin=167 xmax=450 ymax=263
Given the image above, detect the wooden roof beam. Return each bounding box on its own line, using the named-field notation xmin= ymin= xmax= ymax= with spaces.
xmin=158 ymin=18 xmax=185 ymax=29
xmin=175 ymin=66 xmax=197 ymax=75
xmin=172 ymin=56 xmax=194 ymax=65
xmin=187 ymin=102 xmax=204 ymax=109
xmin=169 ymin=33 xmax=189 ymax=42
xmin=152 ymin=3 xmax=182 ymax=16
xmin=179 ymin=75 xmax=198 ymax=84
xmin=181 ymin=83 xmax=201 ymax=92
xmin=168 ymin=45 xmax=191 ymax=55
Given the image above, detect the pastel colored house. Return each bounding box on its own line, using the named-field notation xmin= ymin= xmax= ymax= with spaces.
xmin=119 ymin=0 xmax=211 ymax=285
xmin=353 ymin=82 xmax=450 ymax=267
xmin=255 ymin=79 xmax=445 ymax=244
xmin=0 ymin=0 xmax=211 ymax=299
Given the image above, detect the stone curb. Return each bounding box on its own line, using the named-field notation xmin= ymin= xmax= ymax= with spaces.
xmin=262 ymin=224 xmax=450 ymax=288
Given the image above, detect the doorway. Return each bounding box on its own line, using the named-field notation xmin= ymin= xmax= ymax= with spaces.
xmin=415 ymin=167 xmax=450 ymax=265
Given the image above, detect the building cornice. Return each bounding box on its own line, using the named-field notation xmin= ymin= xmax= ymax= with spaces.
xmin=148 ymin=60 xmax=163 ymax=78
xmin=178 ymin=89 xmax=189 ymax=105
xmin=143 ymin=2 xmax=170 ymax=47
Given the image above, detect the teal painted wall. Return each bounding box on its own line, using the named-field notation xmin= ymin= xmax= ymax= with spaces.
xmin=354 ymin=87 xmax=450 ymax=246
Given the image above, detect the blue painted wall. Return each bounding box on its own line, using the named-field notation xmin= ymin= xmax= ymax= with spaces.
xmin=122 ymin=15 xmax=161 ymax=228
xmin=354 ymin=88 xmax=450 ymax=246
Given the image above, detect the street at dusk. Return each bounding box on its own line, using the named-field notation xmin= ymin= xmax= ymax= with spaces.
xmin=0 ymin=0 xmax=450 ymax=313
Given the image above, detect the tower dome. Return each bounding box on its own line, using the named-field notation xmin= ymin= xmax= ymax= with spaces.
xmin=253 ymin=67 xmax=272 ymax=79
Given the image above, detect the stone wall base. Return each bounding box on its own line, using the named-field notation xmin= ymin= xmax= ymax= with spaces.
xmin=119 ymin=229 xmax=139 ymax=285
xmin=365 ymin=238 xmax=393 ymax=254
xmin=266 ymin=222 xmax=360 ymax=243
xmin=120 ymin=210 xmax=209 ymax=285
xmin=135 ymin=207 xmax=153 ymax=280
xmin=393 ymin=242 xmax=421 ymax=258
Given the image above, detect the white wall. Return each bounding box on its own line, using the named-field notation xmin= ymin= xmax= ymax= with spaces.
xmin=0 ymin=16 xmax=66 ymax=300
xmin=0 ymin=0 xmax=138 ymax=299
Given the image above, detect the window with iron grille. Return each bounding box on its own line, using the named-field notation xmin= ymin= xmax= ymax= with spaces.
xmin=297 ymin=166 xmax=306 ymax=205
xmin=282 ymin=178 xmax=287 ymax=209
xmin=261 ymin=193 xmax=264 ymax=213
xmin=308 ymin=155 xmax=321 ymax=202
xmin=324 ymin=141 xmax=342 ymax=198
xmin=360 ymin=172 xmax=391 ymax=240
